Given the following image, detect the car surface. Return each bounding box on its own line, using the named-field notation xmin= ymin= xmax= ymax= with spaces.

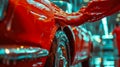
xmin=0 ymin=0 xmax=93 ymax=67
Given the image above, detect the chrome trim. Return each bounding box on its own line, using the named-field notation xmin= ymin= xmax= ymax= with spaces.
xmin=0 ymin=47 xmax=49 ymax=61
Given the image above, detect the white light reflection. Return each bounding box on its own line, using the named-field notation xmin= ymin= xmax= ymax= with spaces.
xmin=66 ymin=2 xmax=72 ymax=13
xmin=5 ymin=48 xmax=10 ymax=54
xmin=30 ymin=11 xmax=47 ymax=20
xmin=102 ymin=17 xmax=108 ymax=37
xmin=17 ymin=48 xmax=20 ymax=51
xmin=94 ymin=58 xmax=102 ymax=65
xmin=27 ymin=0 xmax=50 ymax=11
xmin=20 ymin=46 xmax=24 ymax=49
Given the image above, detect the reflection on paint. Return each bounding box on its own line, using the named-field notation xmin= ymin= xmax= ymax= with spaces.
xmin=27 ymin=0 xmax=50 ymax=11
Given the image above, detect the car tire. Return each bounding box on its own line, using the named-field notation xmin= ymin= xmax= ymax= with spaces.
xmin=45 ymin=30 xmax=71 ymax=67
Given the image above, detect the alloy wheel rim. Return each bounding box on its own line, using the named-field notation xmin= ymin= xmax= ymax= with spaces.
xmin=55 ymin=31 xmax=69 ymax=67
xmin=55 ymin=45 xmax=68 ymax=67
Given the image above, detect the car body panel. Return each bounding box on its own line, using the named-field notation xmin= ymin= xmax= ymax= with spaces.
xmin=0 ymin=0 xmax=93 ymax=67
xmin=0 ymin=0 xmax=58 ymax=50
xmin=0 ymin=0 xmax=58 ymax=66
xmin=71 ymin=27 xmax=92 ymax=65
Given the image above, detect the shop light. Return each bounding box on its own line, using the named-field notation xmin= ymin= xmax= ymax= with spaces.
xmin=117 ymin=13 xmax=120 ymax=17
xmin=102 ymin=17 xmax=108 ymax=36
xmin=83 ymin=0 xmax=89 ymax=2
xmin=116 ymin=18 xmax=120 ymax=22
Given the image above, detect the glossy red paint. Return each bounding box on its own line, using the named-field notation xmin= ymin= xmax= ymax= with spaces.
xmin=0 ymin=0 xmax=57 ymax=66
xmin=0 ymin=0 xmax=120 ymax=67
xmin=71 ymin=27 xmax=92 ymax=65
xmin=0 ymin=0 xmax=57 ymax=50
xmin=54 ymin=0 xmax=120 ymax=25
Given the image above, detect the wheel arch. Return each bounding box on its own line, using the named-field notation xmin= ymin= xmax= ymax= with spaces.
xmin=63 ymin=25 xmax=75 ymax=64
xmin=45 ymin=26 xmax=75 ymax=67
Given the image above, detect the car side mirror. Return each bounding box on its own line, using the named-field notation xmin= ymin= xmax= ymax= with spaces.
xmin=0 ymin=0 xmax=8 ymax=21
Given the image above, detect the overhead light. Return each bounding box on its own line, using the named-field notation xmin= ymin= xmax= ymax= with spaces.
xmin=116 ymin=18 xmax=120 ymax=22
xmin=102 ymin=17 xmax=108 ymax=36
xmin=83 ymin=0 xmax=89 ymax=2
xmin=117 ymin=13 xmax=120 ymax=17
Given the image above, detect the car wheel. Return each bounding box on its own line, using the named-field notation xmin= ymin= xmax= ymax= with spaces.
xmin=45 ymin=30 xmax=71 ymax=67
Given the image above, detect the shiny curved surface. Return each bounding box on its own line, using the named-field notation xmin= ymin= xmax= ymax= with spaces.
xmin=0 ymin=45 xmax=48 ymax=65
xmin=0 ymin=0 xmax=57 ymax=50
xmin=0 ymin=0 xmax=120 ymax=67
xmin=71 ymin=27 xmax=92 ymax=65
xmin=53 ymin=0 xmax=120 ymax=26
xmin=0 ymin=47 xmax=48 ymax=60
xmin=0 ymin=0 xmax=57 ymax=67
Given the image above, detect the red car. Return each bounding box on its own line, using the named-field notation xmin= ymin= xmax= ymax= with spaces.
xmin=1 ymin=0 xmax=119 ymax=67
xmin=0 ymin=0 xmax=93 ymax=67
